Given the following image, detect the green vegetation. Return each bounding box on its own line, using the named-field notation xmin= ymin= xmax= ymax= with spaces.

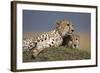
xmin=23 ymin=46 xmax=90 ymax=62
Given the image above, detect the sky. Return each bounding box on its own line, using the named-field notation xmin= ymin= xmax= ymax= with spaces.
xmin=23 ymin=10 xmax=91 ymax=34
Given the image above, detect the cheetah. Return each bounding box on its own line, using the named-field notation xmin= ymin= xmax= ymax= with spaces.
xmin=23 ymin=19 xmax=75 ymax=58
xmin=62 ymin=33 xmax=80 ymax=48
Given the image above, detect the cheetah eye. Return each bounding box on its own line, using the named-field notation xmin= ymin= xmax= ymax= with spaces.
xmin=67 ymin=24 xmax=69 ymax=26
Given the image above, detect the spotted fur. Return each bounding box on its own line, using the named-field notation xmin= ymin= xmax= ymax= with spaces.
xmin=62 ymin=33 xmax=80 ymax=48
xmin=23 ymin=20 xmax=74 ymax=58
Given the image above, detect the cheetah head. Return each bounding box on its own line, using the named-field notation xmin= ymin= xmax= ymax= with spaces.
xmin=56 ymin=19 xmax=74 ymax=37
xmin=68 ymin=34 xmax=80 ymax=48
xmin=62 ymin=33 xmax=80 ymax=48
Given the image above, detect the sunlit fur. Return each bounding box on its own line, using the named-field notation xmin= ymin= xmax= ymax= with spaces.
xmin=23 ymin=19 xmax=75 ymax=58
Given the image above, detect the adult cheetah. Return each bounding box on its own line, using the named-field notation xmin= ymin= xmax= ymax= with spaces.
xmin=23 ymin=19 xmax=75 ymax=58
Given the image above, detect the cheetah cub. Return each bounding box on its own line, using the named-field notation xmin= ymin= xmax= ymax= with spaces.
xmin=62 ymin=33 xmax=80 ymax=48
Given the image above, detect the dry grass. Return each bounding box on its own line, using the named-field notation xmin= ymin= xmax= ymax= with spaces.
xmin=23 ymin=32 xmax=91 ymax=62
xmin=23 ymin=46 xmax=91 ymax=62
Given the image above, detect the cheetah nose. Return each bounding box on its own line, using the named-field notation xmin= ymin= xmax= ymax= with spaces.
xmin=71 ymin=30 xmax=74 ymax=32
xmin=74 ymin=44 xmax=76 ymax=47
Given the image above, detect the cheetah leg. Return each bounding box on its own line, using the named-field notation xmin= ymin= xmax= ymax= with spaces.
xmin=38 ymin=48 xmax=46 ymax=55
xmin=31 ymin=49 xmax=39 ymax=58
xmin=32 ymin=48 xmax=45 ymax=58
